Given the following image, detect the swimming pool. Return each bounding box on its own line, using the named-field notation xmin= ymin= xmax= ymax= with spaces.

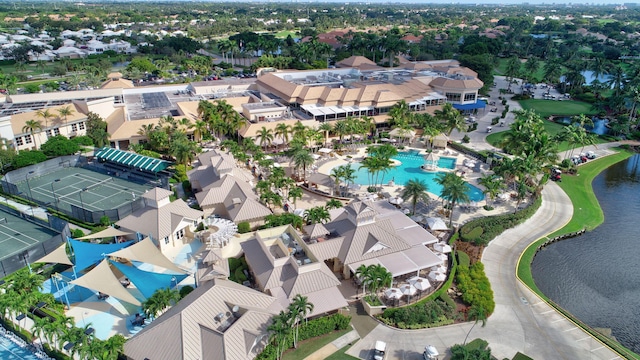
xmin=346 ymin=150 xmax=485 ymax=202
xmin=0 ymin=332 xmax=40 ymax=359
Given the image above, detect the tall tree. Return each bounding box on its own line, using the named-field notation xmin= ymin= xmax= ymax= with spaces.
xmin=22 ymin=119 xmax=43 ymax=149
xmin=401 ymin=178 xmax=430 ymax=215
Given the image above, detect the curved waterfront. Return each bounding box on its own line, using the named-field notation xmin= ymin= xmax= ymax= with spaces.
xmin=532 ymin=154 xmax=640 ymax=354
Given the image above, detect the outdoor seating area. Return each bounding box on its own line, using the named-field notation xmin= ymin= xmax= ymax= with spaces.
xmin=0 ymin=325 xmax=54 ymax=360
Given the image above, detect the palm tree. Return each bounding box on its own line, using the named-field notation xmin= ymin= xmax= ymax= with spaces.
xmin=22 ymin=119 xmax=43 ymax=149
xmin=292 ymin=149 xmax=314 ymax=181
xmin=267 ymin=310 xmax=293 ymax=360
xmin=318 ymin=122 xmax=333 ymax=147
xmin=36 ymin=109 xmax=55 ymax=135
xmin=463 ymin=305 xmax=487 ymax=345
xmin=288 ymin=187 xmax=303 ymax=209
xmin=436 ymin=172 xmax=470 ymax=227
xmin=303 ymin=206 xmax=330 ymax=224
xmin=435 ymin=103 xmax=465 ymax=136
xmin=288 ymin=294 xmax=314 ymax=348
xmin=505 ymin=56 xmax=521 ymax=88
xmin=401 ymin=179 xmax=430 ymax=215
xmin=274 ymin=123 xmax=291 ymax=148
xmin=171 ymin=137 xmax=198 ymax=166
xmin=325 ymin=199 xmax=343 ymax=210
xmin=256 ymin=126 xmax=274 ymax=150
xmin=477 ymin=175 xmax=505 ymax=209
xmin=57 ymin=105 xmax=75 ymax=133
xmin=330 ymin=166 xmax=345 ymax=196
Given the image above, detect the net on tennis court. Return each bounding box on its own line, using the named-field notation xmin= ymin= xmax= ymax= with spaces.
xmin=56 ymin=178 xmax=114 ymax=202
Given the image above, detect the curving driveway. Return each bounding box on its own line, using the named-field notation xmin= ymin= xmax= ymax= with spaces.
xmin=347 ymin=183 xmax=622 ymax=360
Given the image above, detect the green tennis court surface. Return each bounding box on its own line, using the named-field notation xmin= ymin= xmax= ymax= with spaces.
xmin=15 ymin=167 xmax=155 ymax=213
xmin=0 ymin=209 xmax=57 ymax=260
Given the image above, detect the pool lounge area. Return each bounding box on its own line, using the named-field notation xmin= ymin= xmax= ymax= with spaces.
xmin=0 ymin=326 xmax=51 ymax=360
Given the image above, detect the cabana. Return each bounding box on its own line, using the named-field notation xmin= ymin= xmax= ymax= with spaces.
xmin=431 ymin=133 xmax=449 ymax=149
xmin=389 ymin=128 xmax=416 ymax=143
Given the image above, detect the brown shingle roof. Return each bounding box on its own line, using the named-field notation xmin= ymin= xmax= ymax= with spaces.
xmin=336 ymin=55 xmax=376 ymax=68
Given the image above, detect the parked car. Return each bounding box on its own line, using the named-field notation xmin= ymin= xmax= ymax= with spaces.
xmin=586 ymin=151 xmax=597 ymax=159
xmin=373 ymin=341 xmax=386 ymax=360
xmin=423 ymin=345 xmax=439 ymax=360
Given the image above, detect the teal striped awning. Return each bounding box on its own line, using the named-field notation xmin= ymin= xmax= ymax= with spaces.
xmin=95 ymin=148 xmax=172 ymax=173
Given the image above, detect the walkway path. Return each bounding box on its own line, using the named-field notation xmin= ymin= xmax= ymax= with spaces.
xmin=346 ymin=182 xmax=621 ymax=360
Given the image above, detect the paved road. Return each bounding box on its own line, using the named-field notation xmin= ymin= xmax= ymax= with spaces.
xmin=347 ymin=183 xmax=621 ymax=360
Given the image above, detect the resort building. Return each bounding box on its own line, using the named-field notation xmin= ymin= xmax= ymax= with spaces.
xmin=116 ymin=188 xmax=204 ymax=255
xmin=304 ymin=200 xmax=442 ymax=280
xmin=240 ymin=225 xmax=349 ymax=318
xmin=124 ymin=278 xmax=280 ymax=360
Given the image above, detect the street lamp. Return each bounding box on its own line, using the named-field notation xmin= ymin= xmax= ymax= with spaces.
xmin=78 ymin=188 xmax=88 ymax=222
xmin=50 ymin=179 xmax=61 ymax=212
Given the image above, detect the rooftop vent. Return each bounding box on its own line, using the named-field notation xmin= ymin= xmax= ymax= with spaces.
xmin=232 ymin=198 xmax=241 ymax=205
xmin=214 ymin=312 xmax=224 ymax=322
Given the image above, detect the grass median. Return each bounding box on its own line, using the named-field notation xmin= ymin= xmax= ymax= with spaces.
xmin=517 ymin=148 xmax=639 ymax=359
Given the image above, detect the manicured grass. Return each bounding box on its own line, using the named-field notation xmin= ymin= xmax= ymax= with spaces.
xmin=281 ymin=329 xmax=351 ymax=360
xmin=516 ymin=149 xmax=640 ymax=360
xmin=518 ymin=99 xmax=597 ymax=118
xmin=486 ymin=120 xmax=607 ymax=153
xmin=325 ymin=344 xmax=359 ymax=360
xmin=493 ymin=58 xmax=558 ymax=81
xmin=274 ymin=30 xmax=298 ymax=38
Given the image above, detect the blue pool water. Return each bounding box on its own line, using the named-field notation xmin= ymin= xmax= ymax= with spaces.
xmin=346 ymin=151 xmax=485 ymax=202
xmin=0 ymin=334 xmax=39 ymax=359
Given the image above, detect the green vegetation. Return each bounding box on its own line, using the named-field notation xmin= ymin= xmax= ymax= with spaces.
xmin=456 ymin=250 xmax=471 ymax=268
xmin=456 ymin=262 xmax=495 ymax=314
xmin=378 ymin=298 xmax=456 ymax=329
xmin=518 ymin=99 xmax=597 ymax=118
xmin=282 ymin=329 xmax=351 ymax=360
xmin=325 ymin=344 xmax=359 ymax=360
xmin=228 ymin=256 xmax=249 ymax=284
xmin=459 ymin=196 xmax=541 ymax=246
xmin=237 ymin=221 xmax=251 ymax=233
xmin=512 ymin=353 xmax=534 ymax=360
xmin=517 ymin=149 xmax=640 ymax=360
xmin=450 ymin=339 xmax=492 ymax=360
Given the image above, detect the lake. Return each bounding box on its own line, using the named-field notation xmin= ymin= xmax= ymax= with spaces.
xmin=531 ymin=154 xmax=640 ymax=354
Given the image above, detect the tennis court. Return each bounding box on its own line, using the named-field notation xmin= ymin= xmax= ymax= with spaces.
xmin=0 ymin=208 xmax=57 ymax=260
xmin=15 ymin=167 xmax=154 ymax=214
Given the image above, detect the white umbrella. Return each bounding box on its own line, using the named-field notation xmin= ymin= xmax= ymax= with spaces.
xmin=399 ymin=283 xmax=417 ymax=297
xmin=408 ymin=277 xmax=431 ymax=291
xmin=389 ymin=196 xmax=404 ymax=205
xmin=426 ymin=217 xmax=448 ymax=231
xmin=434 ymin=242 xmax=452 ymax=254
xmin=430 ymin=265 xmax=447 ymax=274
xmin=428 ymin=271 xmax=446 ymax=282
xmin=385 ymin=288 xmax=403 ymax=300
xmin=402 ymin=208 xmax=411 ymax=215
xmin=318 ymin=148 xmax=333 ymax=154
xmin=436 ymin=253 xmax=449 ymax=263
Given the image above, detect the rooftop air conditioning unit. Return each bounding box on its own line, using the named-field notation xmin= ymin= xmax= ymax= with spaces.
xmin=214 ymin=312 xmax=224 ymax=322
xmin=232 ymin=198 xmax=241 ymax=205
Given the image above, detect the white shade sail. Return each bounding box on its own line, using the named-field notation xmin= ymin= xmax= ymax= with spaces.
xmin=107 ymin=237 xmax=186 ymax=274
xmin=78 ymin=227 xmax=132 ymax=240
xmin=70 ymin=259 xmax=142 ymax=306
xmin=34 ymin=244 xmax=73 ymax=266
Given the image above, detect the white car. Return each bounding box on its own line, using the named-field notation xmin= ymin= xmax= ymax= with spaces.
xmin=423 ymin=345 xmax=439 ymax=359
xmin=373 ymin=341 xmax=386 ymax=360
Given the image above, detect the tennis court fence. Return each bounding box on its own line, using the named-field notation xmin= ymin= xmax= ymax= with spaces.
xmin=1 ymin=155 xmax=158 ymax=224
xmin=0 ymin=204 xmax=69 ymax=277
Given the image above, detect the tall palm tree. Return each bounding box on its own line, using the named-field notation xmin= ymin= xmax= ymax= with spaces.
xmin=303 ymin=206 xmax=330 ymax=224
xmin=325 ymin=199 xmax=343 ymax=210
xmin=288 ymin=294 xmax=314 ymax=348
xmin=401 ymin=178 xmax=430 ymax=215
xmin=288 ymin=187 xmax=303 ymax=208
xmin=292 ymin=149 xmax=314 ymax=181
xmin=330 ymin=166 xmax=345 ymax=196
xmin=477 ymin=175 xmax=505 ymax=209
xmin=22 ymin=119 xmax=43 ymax=149
xmin=436 ymin=172 xmax=470 ymax=226
xmin=318 ymin=122 xmax=333 ymax=147
xmin=267 ymin=310 xmax=293 ymax=360
xmin=434 ymin=103 xmax=465 ymax=136
xmin=256 ymin=126 xmax=274 ymax=150
xmin=36 ymin=109 xmax=55 ymax=134
xmin=57 ymin=105 xmax=75 ymax=133
xmin=274 ymin=123 xmax=291 ymax=148
xmin=463 ymin=305 xmax=487 ymax=345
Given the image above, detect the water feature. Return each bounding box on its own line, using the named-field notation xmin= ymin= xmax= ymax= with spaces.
xmin=345 ymin=150 xmax=485 ymax=201
xmin=531 ymin=154 xmax=640 ymax=354
xmin=553 ymin=116 xmax=609 ymax=136
xmin=561 ymin=70 xmax=613 ymax=87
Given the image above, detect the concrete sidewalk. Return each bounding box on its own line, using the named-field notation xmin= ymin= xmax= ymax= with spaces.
xmin=346 ymin=183 xmax=621 ymax=360
xmin=304 ymin=329 xmax=360 ymax=360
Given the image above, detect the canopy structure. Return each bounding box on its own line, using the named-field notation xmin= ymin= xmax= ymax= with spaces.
xmin=107 ymin=237 xmax=186 ymax=274
xmin=318 ymin=148 xmax=333 ymax=154
xmin=426 ymin=217 xmax=448 ymax=231
xmin=452 ymin=100 xmax=486 ymax=111
xmin=34 ymin=244 xmax=73 ymax=266
xmin=70 ymin=260 xmax=141 ymax=306
xmin=78 ymin=227 xmax=132 ymax=240
xmin=110 ymin=261 xmax=188 ymax=299
xmin=95 ymin=147 xmax=172 ymax=173
xmin=69 ymin=239 xmax=134 ymax=271
xmin=389 ymin=128 xmax=416 ymax=139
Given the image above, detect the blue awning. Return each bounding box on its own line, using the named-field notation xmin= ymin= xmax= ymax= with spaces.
xmin=453 ymin=101 xmax=487 ymax=111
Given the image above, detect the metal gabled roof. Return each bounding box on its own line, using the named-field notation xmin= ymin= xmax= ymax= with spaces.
xmin=95 ymin=147 xmax=172 ymax=173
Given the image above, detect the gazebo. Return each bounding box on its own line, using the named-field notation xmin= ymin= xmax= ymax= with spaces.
xmin=431 ymin=133 xmax=449 ymax=149
xmin=389 ymin=128 xmax=416 ymax=143
xmin=422 ymin=152 xmax=439 ymax=171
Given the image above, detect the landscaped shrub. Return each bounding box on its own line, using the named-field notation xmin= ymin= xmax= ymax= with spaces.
xmin=439 ymin=292 xmax=456 ymax=310
xmin=179 ymin=285 xmax=194 ymax=298
xmin=462 ymin=135 xmax=471 ymax=143
xmin=256 ymin=314 xmax=351 ymax=360
xmin=456 ymin=262 xmax=495 ymax=314
xmin=378 ymin=299 xmax=455 ymax=329
xmin=228 ymin=257 xmax=242 ymax=273
xmin=71 ymin=135 xmax=94 ymax=146
xmin=456 ymin=250 xmax=470 ymax=268
xmin=460 ymin=226 xmax=483 ymax=242
xmin=234 ymin=267 xmax=248 ymax=282
xmin=237 ymin=221 xmax=251 ymax=233
xmin=71 ymin=228 xmax=85 ymax=238
xmin=364 ymin=295 xmax=382 ymax=306
xmin=459 ymin=196 xmax=541 ymax=246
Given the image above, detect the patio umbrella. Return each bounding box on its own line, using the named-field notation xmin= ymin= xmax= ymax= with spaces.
xmin=389 ymin=196 xmax=404 ymax=205
xmin=428 ymin=271 xmax=447 ymax=282
xmin=434 ymin=242 xmax=452 ymax=254
xmin=400 ymin=283 xmax=417 ymax=302
xmin=430 ymin=265 xmax=447 ymax=274
xmin=408 ymin=277 xmax=431 ymax=292
xmin=436 ymin=253 xmax=449 ymax=263
xmin=385 ymin=288 xmax=403 ymax=300
xmin=426 ymin=217 xmax=448 ymax=231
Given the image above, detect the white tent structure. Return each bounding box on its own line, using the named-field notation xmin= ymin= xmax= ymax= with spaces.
xmin=408 ymin=276 xmax=431 ymax=292
xmin=389 ymin=128 xmax=416 ymax=140
xmin=108 ymin=237 xmax=186 ymax=274
xmin=78 ymin=227 xmax=132 ymax=240
xmin=70 ymin=259 xmax=142 ymax=306
xmin=426 ymin=217 xmax=448 ymax=231
xmin=433 ymin=242 xmax=452 ymax=254
xmin=34 ymin=244 xmax=73 ymax=266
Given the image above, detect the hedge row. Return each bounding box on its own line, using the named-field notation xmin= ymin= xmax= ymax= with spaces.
xmin=459 ymin=196 xmax=542 ymax=246
xmin=456 ymin=262 xmax=495 ymax=314
xmin=377 ymin=298 xmax=456 ymax=329
xmin=256 ymin=313 xmax=351 ymax=360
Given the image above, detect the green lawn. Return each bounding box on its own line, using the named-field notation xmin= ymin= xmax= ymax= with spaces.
xmin=493 ymin=58 xmax=555 ymax=81
xmin=518 ymin=99 xmax=597 ymax=118
xmin=281 ymin=329 xmax=351 ymax=360
xmin=486 ymin=120 xmax=608 ymax=153
xmin=325 ymin=344 xmax=359 ymax=360
xmin=274 ymin=30 xmax=298 ymax=38
xmin=516 ymin=149 xmax=640 ymax=360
